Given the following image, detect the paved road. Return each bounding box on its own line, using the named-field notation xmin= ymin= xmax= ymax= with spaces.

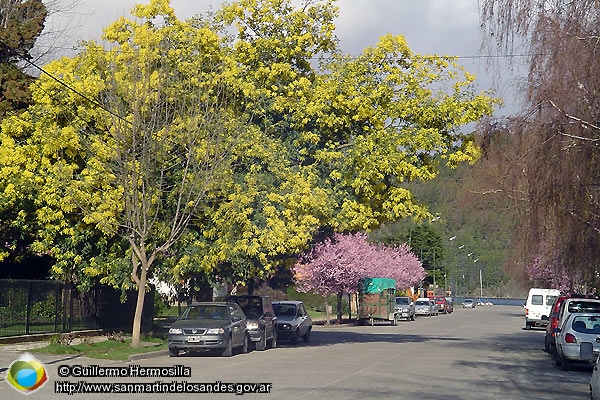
xmin=0 ymin=306 xmax=592 ymax=399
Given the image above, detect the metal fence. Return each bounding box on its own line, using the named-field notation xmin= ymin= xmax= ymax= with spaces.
xmin=0 ymin=280 xmax=153 ymax=337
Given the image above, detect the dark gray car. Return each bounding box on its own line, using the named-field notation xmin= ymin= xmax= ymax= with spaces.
xmin=273 ymin=301 xmax=312 ymax=344
xmin=224 ymin=295 xmax=277 ymax=350
xmin=168 ymin=302 xmax=248 ymax=357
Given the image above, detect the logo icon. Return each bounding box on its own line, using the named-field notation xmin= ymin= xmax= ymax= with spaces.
xmin=5 ymin=353 xmax=49 ymax=395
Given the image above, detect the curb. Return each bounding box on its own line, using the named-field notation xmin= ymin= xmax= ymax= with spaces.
xmin=128 ymin=350 xmax=168 ymax=362
xmin=0 ymin=330 xmax=104 ymax=345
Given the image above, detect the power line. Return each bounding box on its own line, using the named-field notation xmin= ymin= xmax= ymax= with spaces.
xmin=3 ymin=41 xmax=128 ymax=124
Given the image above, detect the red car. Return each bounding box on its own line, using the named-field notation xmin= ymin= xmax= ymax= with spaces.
xmin=433 ymin=296 xmax=453 ymax=314
xmin=544 ymin=294 xmax=597 ymax=355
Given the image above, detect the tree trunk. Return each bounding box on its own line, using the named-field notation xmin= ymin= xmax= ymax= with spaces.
xmin=324 ymin=296 xmax=331 ymax=325
xmin=347 ymin=292 xmax=352 ymax=320
xmin=336 ymin=292 xmax=342 ymax=324
xmin=131 ymin=261 xmax=148 ymax=348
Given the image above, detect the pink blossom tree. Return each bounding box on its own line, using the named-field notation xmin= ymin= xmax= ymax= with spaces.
xmin=293 ymin=232 xmax=424 ymax=324
xmin=366 ymin=242 xmax=425 ymax=289
xmin=526 ymin=256 xmax=592 ymax=294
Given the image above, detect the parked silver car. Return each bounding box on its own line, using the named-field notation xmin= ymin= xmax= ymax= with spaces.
xmin=463 ymin=299 xmax=476 ymax=308
xmin=272 ymin=301 xmax=312 ymax=344
xmin=429 ymin=299 xmax=439 ymax=316
xmin=415 ymin=298 xmax=434 ymax=316
xmin=554 ymin=312 xmax=600 ymax=370
xmin=395 ymin=296 xmax=416 ymax=321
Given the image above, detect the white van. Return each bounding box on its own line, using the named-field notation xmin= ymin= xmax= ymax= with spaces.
xmin=525 ymin=288 xmax=560 ymax=329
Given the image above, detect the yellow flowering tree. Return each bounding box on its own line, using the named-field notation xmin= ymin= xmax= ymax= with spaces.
xmin=0 ymin=0 xmax=499 ymax=345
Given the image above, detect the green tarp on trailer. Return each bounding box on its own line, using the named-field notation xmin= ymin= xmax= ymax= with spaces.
xmin=359 ymin=277 xmax=397 ymax=293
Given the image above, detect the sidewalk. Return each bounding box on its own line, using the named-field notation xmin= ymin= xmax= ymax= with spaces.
xmin=0 ymin=331 xmax=167 ymax=381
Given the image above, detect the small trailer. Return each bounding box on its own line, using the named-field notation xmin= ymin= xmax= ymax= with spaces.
xmin=357 ymin=277 xmax=397 ymax=326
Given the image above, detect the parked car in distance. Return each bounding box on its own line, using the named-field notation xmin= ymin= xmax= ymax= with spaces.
xmin=415 ymin=298 xmax=434 ymax=316
xmin=394 ymin=296 xmax=415 ymax=321
xmin=554 ymin=312 xmax=600 ymax=370
xmin=434 ymin=295 xmax=452 ymax=314
xmin=525 ymin=288 xmax=560 ymax=330
xmin=445 ymin=297 xmax=454 ymax=313
xmin=463 ymin=299 xmax=475 ymax=308
xmin=272 ymin=301 xmax=312 ymax=344
xmin=168 ymin=302 xmax=248 ymax=357
xmin=224 ymin=294 xmax=277 ymax=351
xmin=429 ymin=299 xmax=439 ymax=316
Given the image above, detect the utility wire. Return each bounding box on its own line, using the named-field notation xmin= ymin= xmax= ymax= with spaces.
xmin=3 ymin=40 xmax=129 ymax=124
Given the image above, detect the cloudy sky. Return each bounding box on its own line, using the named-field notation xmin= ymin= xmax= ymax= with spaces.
xmin=48 ymin=0 xmax=523 ymax=116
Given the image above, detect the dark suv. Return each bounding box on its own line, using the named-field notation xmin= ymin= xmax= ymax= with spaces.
xmin=224 ymin=295 xmax=277 ymax=350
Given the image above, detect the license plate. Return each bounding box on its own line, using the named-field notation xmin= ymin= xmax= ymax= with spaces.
xmin=187 ymin=336 xmax=202 ymax=343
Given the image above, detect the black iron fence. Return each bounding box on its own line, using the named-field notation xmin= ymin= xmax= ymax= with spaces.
xmin=0 ymin=280 xmax=153 ymax=337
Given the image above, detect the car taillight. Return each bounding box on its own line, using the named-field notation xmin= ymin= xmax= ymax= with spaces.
xmin=525 ymin=308 xmax=529 ymax=317
xmin=565 ymin=333 xmax=577 ymax=343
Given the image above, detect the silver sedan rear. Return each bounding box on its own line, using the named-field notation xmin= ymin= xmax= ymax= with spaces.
xmin=554 ymin=312 xmax=600 ymax=371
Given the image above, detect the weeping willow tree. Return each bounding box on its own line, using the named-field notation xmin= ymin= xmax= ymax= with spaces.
xmin=477 ymin=0 xmax=600 ymax=291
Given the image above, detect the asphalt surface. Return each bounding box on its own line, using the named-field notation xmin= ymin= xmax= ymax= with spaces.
xmin=0 ymin=306 xmax=593 ymax=399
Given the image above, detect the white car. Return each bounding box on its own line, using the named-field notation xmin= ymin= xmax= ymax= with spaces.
xmin=554 ymin=312 xmax=600 ymax=371
xmin=524 ymin=288 xmax=560 ymax=330
xmin=414 ymin=298 xmax=435 ymax=316
xmin=463 ymin=299 xmax=475 ymax=308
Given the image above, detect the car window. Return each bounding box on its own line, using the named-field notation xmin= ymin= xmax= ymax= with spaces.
xmin=547 ymin=295 xmax=559 ymax=306
xmin=572 ymin=316 xmax=600 ymax=334
xmin=298 ymin=304 xmax=306 ymax=316
xmin=274 ymin=304 xmax=297 ymax=317
xmin=182 ymin=305 xmax=227 ymax=320
xmin=396 ymin=298 xmax=409 ymax=305
xmin=230 ymin=297 xmax=263 ymax=319
xmin=232 ymin=305 xmax=245 ymax=321
xmin=567 ymin=300 xmax=600 ymax=314
xmin=531 ymin=295 xmax=543 ymax=305
xmin=416 ymin=300 xmax=428 ymax=306
xmin=182 ymin=306 xmax=200 ymax=319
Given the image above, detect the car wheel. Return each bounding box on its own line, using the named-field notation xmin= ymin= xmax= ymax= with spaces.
xmin=561 ymin=356 xmax=570 ymax=371
xmin=222 ymin=335 xmax=233 ymax=357
xmin=256 ymin=330 xmax=267 ymax=351
xmin=553 ymin=348 xmax=561 ymax=366
xmin=291 ymin=329 xmax=299 ymax=345
xmin=241 ymin=334 xmax=249 ymax=354
xmin=303 ymin=328 xmax=311 ymax=343
xmin=525 ymin=322 xmax=531 ymax=330
xmin=270 ymin=330 xmax=277 ymax=349
xmin=168 ymin=347 xmax=179 ymax=357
